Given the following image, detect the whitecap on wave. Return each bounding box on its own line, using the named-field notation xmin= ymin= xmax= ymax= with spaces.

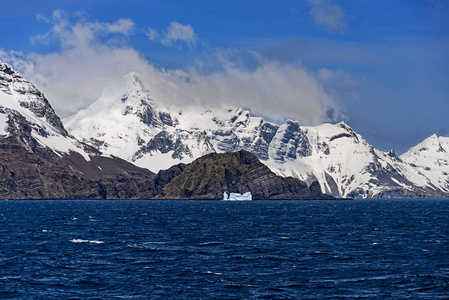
xmin=203 ymin=271 xmax=223 ymax=275
xmin=70 ymin=239 xmax=104 ymax=244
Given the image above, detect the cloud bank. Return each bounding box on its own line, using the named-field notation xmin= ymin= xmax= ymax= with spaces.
xmin=0 ymin=11 xmax=340 ymax=125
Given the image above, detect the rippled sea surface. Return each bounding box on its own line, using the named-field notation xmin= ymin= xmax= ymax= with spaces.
xmin=1 ymin=199 xmax=449 ymax=299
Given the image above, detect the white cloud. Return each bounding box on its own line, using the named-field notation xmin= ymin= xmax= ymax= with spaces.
xmin=31 ymin=10 xmax=135 ymax=49
xmin=166 ymin=62 xmax=338 ymax=124
xmin=317 ymin=68 xmax=359 ymax=88
xmin=1 ymin=46 xmax=152 ymax=117
xmin=0 ymin=11 xmax=339 ymax=126
xmin=36 ymin=14 xmax=50 ymax=23
xmin=161 ymin=22 xmax=197 ymax=47
xmin=145 ymin=27 xmax=159 ymax=41
xmin=307 ymin=0 xmax=346 ymax=34
xmin=145 ymin=22 xmax=197 ymax=48
xmin=106 ymin=18 xmax=135 ymax=35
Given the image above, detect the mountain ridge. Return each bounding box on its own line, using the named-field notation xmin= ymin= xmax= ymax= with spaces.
xmin=0 ymin=61 xmax=329 ymax=200
xmin=65 ymin=71 xmax=449 ymax=198
xmin=0 ymin=60 xmax=155 ymax=199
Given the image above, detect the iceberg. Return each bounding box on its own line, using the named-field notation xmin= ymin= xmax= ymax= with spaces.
xmin=222 ymin=191 xmax=252 ymax=201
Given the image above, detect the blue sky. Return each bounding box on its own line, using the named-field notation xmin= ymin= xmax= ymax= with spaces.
xmin=0 ymin=0 xmax=448 ymax=153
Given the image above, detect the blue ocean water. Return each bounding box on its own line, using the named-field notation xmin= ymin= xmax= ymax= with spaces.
xmin=0 ymin=199 xmax=448 ymax=299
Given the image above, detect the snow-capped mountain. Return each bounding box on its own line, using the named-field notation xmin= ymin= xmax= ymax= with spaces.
xmin=65 ymin=72 xmax=449 ymax=198
xmin=0 ymin=61 xmax=92 ymax=159
xmin=0 ymin=60 xmax=156 ymax=199
xmin=399 ymin=134 xmax=449 ymax=194
xmin=0 ymin=61 xmax=335 ymax=200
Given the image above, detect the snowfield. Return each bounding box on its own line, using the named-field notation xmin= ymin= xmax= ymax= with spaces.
xmin=65 ymin=72 xmax=449 ymax=198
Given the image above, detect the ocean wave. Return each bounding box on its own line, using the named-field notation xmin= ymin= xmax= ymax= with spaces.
xmin=70 ymin=239 xmax=104 ymax=244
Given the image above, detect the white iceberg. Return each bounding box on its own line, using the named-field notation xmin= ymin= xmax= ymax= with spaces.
xmin=222 ymin=191 xmax=252 ymax=201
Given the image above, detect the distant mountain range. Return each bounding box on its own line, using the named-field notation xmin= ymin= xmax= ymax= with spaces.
xmin=0 ymin=60 xmax=447 ymax=199
xmin=0 ymin=60 xmax=329 ymax=200
xmin=64 ymin=72 xmax=449 ymax=198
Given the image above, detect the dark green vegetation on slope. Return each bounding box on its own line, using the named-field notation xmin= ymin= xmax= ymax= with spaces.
xmin=0 ymin=60 xmax=329 ymax=200
xmin=159 ymin=150 xmax=331 ymax=200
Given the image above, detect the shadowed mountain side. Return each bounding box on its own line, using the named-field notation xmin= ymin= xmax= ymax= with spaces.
xmin=0 ymin=61 xmax=333 ymax=200
xmin=0 ymin=135 xmax=154 ymax=199
xmin=158 ymin=150 xmax=334 ymax=200
xmin=64 ymin=72 xmax=449 ymax=199
xmin=0 ymin=60 xmax=156 ymax=199
xmin=0 ymin=137 xmax=333 ymax=200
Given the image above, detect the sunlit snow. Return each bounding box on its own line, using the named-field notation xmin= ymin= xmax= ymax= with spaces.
xmin=0 ymin=112 xmax=8 ymax=136
xmin=64 ymin=72 xmax=449 ymax=198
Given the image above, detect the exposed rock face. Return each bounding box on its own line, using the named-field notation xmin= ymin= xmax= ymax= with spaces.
xmin=0 ymin=137 xmax=330 ymax=199
xmin=4 ymin=61 xmax=448 ymax=199
xmin=0 ymin=125 xmax=156 ymax=199
xmin=0 ymin=60 xmax=155 ymax=199
xmin=158 ymin=150 xmax=333 ymax=200
xmin=0 ymin=61 xmax=334 ymax=200
xmin=65 ymin=72 xmax=449 ymax=198
xmin=0 ymin=62 xmax=67 ymax=136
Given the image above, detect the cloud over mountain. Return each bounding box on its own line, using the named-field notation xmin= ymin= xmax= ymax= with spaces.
xmin=0 ymin=10 xmax=339 ymax=125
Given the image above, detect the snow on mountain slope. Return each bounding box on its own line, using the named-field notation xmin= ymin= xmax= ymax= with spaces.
xmin=0 ymin=60 xmax=94 ymax=160
xmin=264 ymin=122 xmax=438 ymax=198
xmin=65 ymin=72 xmax=208 ymax=170
xmin=65 ymin=73 xmax=264 ymax=170
xmin=400 ymin=135 xmax=449 ymax=193
xmin=65 ymin=74 xmax=278 ymax=172
xmin=65 ymin=72 xmax=449 ymax=198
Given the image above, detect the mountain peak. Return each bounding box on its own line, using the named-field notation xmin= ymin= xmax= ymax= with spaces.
xmin=122 ymin=72 xmax=147 ymax=91
xmin=400 ymin=133 xmax=449 ymax=194
xmin=0 ymin=60 xmax=20 ymax=78
xmin=426 ymin=133 xmax=439 ymax=142
xmin=64 ymin=72 xmax=449 ymax=199
xmin=337 ymin=121 xmax=353 ymax=132
xmin=420 ymin=134 xmax=443 ymax=150
xmin=0 ymin=60 xmax=68 ymax=137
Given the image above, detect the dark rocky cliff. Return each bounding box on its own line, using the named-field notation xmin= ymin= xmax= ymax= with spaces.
xmin=0 ymin=60 xmax=155 ymax=199
xmin=158 ymin=150 xmax=333 ymax=200
xmin=0 ymin=141 xmax=334 ymax=200
xmin=0 ymin=61 xmax=334 ymax=200
xmin=0 ymin=99 xmax=333 ymax=200
xmin=0 ymin=133 xmax=155 ymax=199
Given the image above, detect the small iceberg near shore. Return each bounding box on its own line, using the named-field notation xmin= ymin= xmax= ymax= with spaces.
xmin=222 ymin=192 xmax=252 ymax=201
